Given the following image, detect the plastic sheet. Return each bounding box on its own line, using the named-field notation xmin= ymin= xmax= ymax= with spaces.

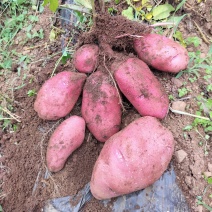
xmin=44 ymin=165 xmax=190 ymax=212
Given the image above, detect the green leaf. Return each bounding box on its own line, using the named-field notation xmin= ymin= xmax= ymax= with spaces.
xmin=49 ymin=0 xmax=59 ymax=12
xmin=29 ymin=15 xmax=39 ymax=22
xmin=205 ymin=125 xmax=212 ymax=133
xmin=206 ymin=177 xmax=212 ymax=184
xmin=42 ymin=0 xmax=49 ymax=6
xmin=0 ymin=204 xmax=2 ymax=212
xmin=173 ymin=31 xmax=186 ymax=47
xmin=74 ymin=0 xmax=92 ymax=9
xmin=152 ymin=4 xmax=175 ymax=20
xmin=183 ymin=125 xmax=193 ymax=131
xmin=15 ymin=0 xmax=25 ymax=5
xmin=175 ymin=71 xmax=184 ymax=78
xmin=26 ymin=32 xmax=32 ymax=39
xmin=185 ymin=37 xmax=201 ymax=47
xmin=42 ymin=0 xmax=58 ymax=12
xmin=122 ymin=7 xmax=134 ymax=20
xmin=168 ymin=14 xmax=187 ymax=28
xmin=3 ymin=59 xmax=12 ymax=69
xmin=175 ymin=0 xmax=186 ymax=13
xmin=62 ymin=51 xmax=71 ymax=64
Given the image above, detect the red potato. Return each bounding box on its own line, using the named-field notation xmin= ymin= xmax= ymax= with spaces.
xmin=133 ymin=33 xmax=189 ymax=73
xmin=112 ymin=57 xmax=169 ymax=119
xmin=81 ymin=71 xmax=121 ymax=142
xmin=90 ymin=116 xmax=175 ymax=200
xmin=34 ymin=71 xmax=86 ymax=120
xmin=73 ymin=44 xmax=99 ymax=73
xmin=46 ymin=116 xmax=85 ymax=172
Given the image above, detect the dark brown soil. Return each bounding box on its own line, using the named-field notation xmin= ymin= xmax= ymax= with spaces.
xmin=1 ymin=1 xmax=212 ymax=212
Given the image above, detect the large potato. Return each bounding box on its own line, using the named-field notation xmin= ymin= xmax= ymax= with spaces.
xmin=133 ymin=33 xmax=189 ymax=73
xmin=81 ymin=71 xmax=121 ymax=142
xmin=34 ymin=71 xmax=86 ymax=120
xmin=112 ymin=57 xmax=169 ymax=119
xmin=90 ymin=116 xmax=175 ymax=200
xmin=73 ymin=44 xmax=99 ymax=73
xmin=46 ymin=116 xmax=85 ymax=172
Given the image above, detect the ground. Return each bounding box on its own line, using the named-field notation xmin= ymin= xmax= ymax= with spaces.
xmin=0 ymin=0 xmax=211 ymax=212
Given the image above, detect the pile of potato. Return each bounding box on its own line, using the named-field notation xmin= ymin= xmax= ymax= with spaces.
xmin=34 ymin=33 xmax=189 ymax=200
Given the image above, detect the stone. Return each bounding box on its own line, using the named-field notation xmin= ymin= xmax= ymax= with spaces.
xmin=172 ymin=101 xmax=187 ymax=112
xmin=185 ymin=176 xmax=192 ymax=186
xmin=175 ymin=150 xmax=187 ymax=163
xmin=200 ymin=53 xmax=206 ymax=59
xmin=208 ymin=163 xmax=212 ymax=172
xmin=197 ymin=205 xmax=203 ymax=212
xmin=203 ymin=172 xmax=212 ymax=178
xmin=171 ymin=78 xmax=183 ymax=88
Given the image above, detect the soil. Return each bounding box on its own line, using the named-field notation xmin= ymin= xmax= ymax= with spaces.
xmin=0 ymin=0 xmax=212 ymax=212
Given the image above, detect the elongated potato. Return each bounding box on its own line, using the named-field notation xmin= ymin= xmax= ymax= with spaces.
xmin=133 ymin=33 xmax=189 ymax=73
xmin=46 ymin=116 xmax=85 ymax=172
xmin=81 ymin=71 xmax=121 ymax=142
xmin=73 ymin=44 xmax=99 ymax=73
xmin=90 ymin=116 xmax=175 ymax=200
xmin=34 ymin=71 xmax=86 ymax=120
xmin=112 ymin=57 xmax=169 ymax=119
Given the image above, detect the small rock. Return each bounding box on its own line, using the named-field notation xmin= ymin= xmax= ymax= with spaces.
xmin=72 ymin=155 xmax=78 ymax=162
xmin=172 ymin=101 xmax=187 ymax=112
xmin=208 ymin=163 xmax=212 ymax=172
xmin=197 ymin=205 xmax=203 ymax=212
xmin=187 ymin=47 xmax=194 ymax=52
xmin=185 ymin=176 xmax=192 ymax=186
xmin=175 ymin=150 xmax=188 ymax=163
xmin=204 ymin=172 xmax=212 ymax=178
xmin=200 ymin=53 xmax=206 ymax=59
xmin=171 ymin=78 xmax=183 ymax=88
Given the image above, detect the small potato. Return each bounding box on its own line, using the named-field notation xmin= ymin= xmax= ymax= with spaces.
xmin=112 ymin=57 xmax=169 ymax=119
xmin=90 ymin=116 xmax=175 ymax=200
xmin=133 ymin=33 xmax=189 ymax=73
xmin=73 ymin=44 xmax=99 ymax=73
xmin=34 ymin=71 xmax=86 ymax=120
xmin=81 ymin=71 xmax=121 ymax=142
xmin=46 ymin=116 xmax=85 ymax=172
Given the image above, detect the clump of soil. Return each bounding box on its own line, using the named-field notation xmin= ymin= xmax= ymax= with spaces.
xmin=80 ymin=14 xmax=151 ymax=51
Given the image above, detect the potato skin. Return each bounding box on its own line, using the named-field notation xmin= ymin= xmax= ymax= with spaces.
xmin=133 ymin=33 xmax=189 ymax=73
xmin=112 ymin=57 xmax=169 ymax=119
xmin=46 ymin=116 xmax=85 ymax=172
xmin=73 ymin=44 xmax=99 ymax=73
xmin=81 ymin=71 xmax=121 ymax=142
xmin=34 ymin=71 xmax=86 ymax=120
xmin=90 ymin=116 xmax=175 ymax=200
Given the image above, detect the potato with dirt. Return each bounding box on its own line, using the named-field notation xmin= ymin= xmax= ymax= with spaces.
xmin=34 ymin=71 xmax=86 ymax=120
xmin=90 ymin=116 xmax=175 ymax=200
xmin=46 ymin=116 xmax=85 ymax=172
xmin=112 ymin=57 xmax=169 ymax=119
xmin=133 ymin=33 xmax=189 ymax=73
xmin=81 ymin=71 xmax=121 ymax=142
xmin=73 ymin=44 xmax=99 ymax=73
